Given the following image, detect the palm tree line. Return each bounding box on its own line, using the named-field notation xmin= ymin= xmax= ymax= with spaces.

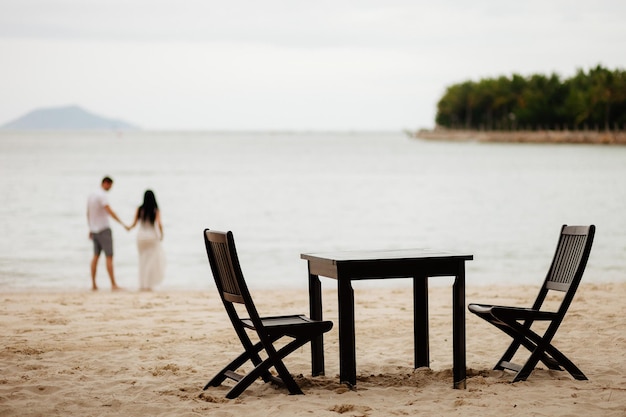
xmin=435 ymin=65 xmax=626 ymax=132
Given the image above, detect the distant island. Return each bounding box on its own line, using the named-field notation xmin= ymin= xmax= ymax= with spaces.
xmin=0 ymin=105 xmax=138 ymax=131
xmin=418 ymin=65 xmax=625 ymax=145
xmin=434 ymin=65 xmax=625 ymax=133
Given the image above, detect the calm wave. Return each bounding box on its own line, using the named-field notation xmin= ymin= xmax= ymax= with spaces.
xmin=0 ymin=131 xmax=624 ymax=291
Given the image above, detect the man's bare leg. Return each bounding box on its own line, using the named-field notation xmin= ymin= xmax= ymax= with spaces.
xmin=91 ymin=254 xmax=100 ymax=290
xmin=105 ymin=256 xmax=120 ymax=290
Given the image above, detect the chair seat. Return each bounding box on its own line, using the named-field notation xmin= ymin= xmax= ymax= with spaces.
xmin=242 ymin=315 xmax=333 ymax=338
xmin=469 ymin=304 xmax=558 ymax=321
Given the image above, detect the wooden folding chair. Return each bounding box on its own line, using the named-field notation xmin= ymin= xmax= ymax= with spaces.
xmin=202 ymin=229 xmax=333 ymax=398
xmin=469 ymin=225 xmax=595 ymax=382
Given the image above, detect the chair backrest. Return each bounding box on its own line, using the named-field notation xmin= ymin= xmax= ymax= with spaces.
xmin=533 ymin=225 xmax=595 ymax=312
xmin=204 ymin=229 xmax=261 ymax=323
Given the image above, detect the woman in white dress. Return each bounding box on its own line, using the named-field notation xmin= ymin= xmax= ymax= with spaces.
xmin=129 ymin=190 xmax=165 ymax=291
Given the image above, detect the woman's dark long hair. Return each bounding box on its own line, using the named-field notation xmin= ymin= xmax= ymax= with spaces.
xmin=138 ymin=190 xmax=158 ymax=224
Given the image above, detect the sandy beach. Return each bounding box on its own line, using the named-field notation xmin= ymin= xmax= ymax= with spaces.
xmin=1 ymin=282 xmax=625 ymax=416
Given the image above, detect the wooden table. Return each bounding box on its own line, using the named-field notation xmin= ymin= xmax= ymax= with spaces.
xmin=301 ymin=249 xmax=473 ymax=389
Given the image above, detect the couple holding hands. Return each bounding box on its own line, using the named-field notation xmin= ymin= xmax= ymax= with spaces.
xmin=87 ymin=176 xmax=165 ymax=291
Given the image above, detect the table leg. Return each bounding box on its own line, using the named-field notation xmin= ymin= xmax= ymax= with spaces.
xmin=413 ymin=275 xmax=429 ymax=368
xmin=337 ymin=279 xmax=356 ymax=386
xmin=308 ymin=272 xmax=325 ymax=376
xmin=452 ymin=262 xmax=467 ymax=389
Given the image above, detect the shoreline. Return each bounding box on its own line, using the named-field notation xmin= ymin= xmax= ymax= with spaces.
xmin=412 ymin=128 xmax=626 ymax=145
xmin=1 ymin=282 xmax=625 ymax=416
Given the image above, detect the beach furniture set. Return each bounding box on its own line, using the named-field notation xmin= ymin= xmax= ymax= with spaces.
xmin=202 ymin=225 xmax=595 ymax=398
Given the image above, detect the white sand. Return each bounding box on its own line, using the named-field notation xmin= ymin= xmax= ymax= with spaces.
xmin=1 ymin=282 xmax=625 ymax=416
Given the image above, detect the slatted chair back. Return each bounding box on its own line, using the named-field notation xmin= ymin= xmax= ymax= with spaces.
xmin=532 ymin=225 xmax=595 ymax=314
xmin=204 ymin=229 xmax=262 ymax=327
xmin=204 ymin=229 xmax=244 ymax=303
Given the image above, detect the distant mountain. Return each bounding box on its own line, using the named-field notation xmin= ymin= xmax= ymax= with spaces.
xmin=0 ymin=105 xmax=139 ymax=130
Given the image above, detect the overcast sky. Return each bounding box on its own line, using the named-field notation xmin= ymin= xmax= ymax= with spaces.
xmin=1 ymin=0 xmax=625 ymax=131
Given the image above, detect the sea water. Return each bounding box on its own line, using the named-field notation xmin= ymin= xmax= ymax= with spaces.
xmin=0 ymin=131 xmax=624 ymax=291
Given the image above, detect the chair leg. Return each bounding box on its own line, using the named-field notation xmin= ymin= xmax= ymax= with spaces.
xmin=496 ymin=334 xmax=562 ymax=372
xmin=511 ymin=343 xmax=572 ymax=382
xmin=499 ymin=324 xmax=586 ymax=382
xmin=489 ymin=320 xmax=564 ymax=373
xmin=512 ymin=348 xmax=544 ymax=382
xmin=262 ymin=336 xmax=313 ymax=395
xmin=488 ymin=321 xmax=532 ymax=371
xmin=205 ymin=351 xmax=257 ymax=389
xmin=226 ymin=355 xmax=302 ymax=399
xmin=542 ymin=343 xmax=587 ymax=380
xmin=225 ymin=336 xmax=313 ymax=398
xmin=495 ymin=337 xmax=523 ymax=371
xmin=267 ymin=358 xmax=303 ymax=396
xmin=205 ymin=336 xmax=282 ymax=390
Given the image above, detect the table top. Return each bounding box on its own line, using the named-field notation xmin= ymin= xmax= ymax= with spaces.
xmin=301 ymin=248 xmax=473 ymax=263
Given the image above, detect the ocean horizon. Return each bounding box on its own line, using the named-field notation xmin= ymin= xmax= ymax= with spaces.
xmin=0 ymin=130 xmax=624 ymax=292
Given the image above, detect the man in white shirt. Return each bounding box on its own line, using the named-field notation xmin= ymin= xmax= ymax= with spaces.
xmin=87 ymin=176 xmax=128 ymax=290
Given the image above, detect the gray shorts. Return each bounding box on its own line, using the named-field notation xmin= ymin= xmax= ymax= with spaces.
xmin=92 ymin=228 xmax=113 ymax=257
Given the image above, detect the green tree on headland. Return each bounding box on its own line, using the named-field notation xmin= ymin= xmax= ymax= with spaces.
xmin=435 ymin=65 xmax=626 ymax=131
